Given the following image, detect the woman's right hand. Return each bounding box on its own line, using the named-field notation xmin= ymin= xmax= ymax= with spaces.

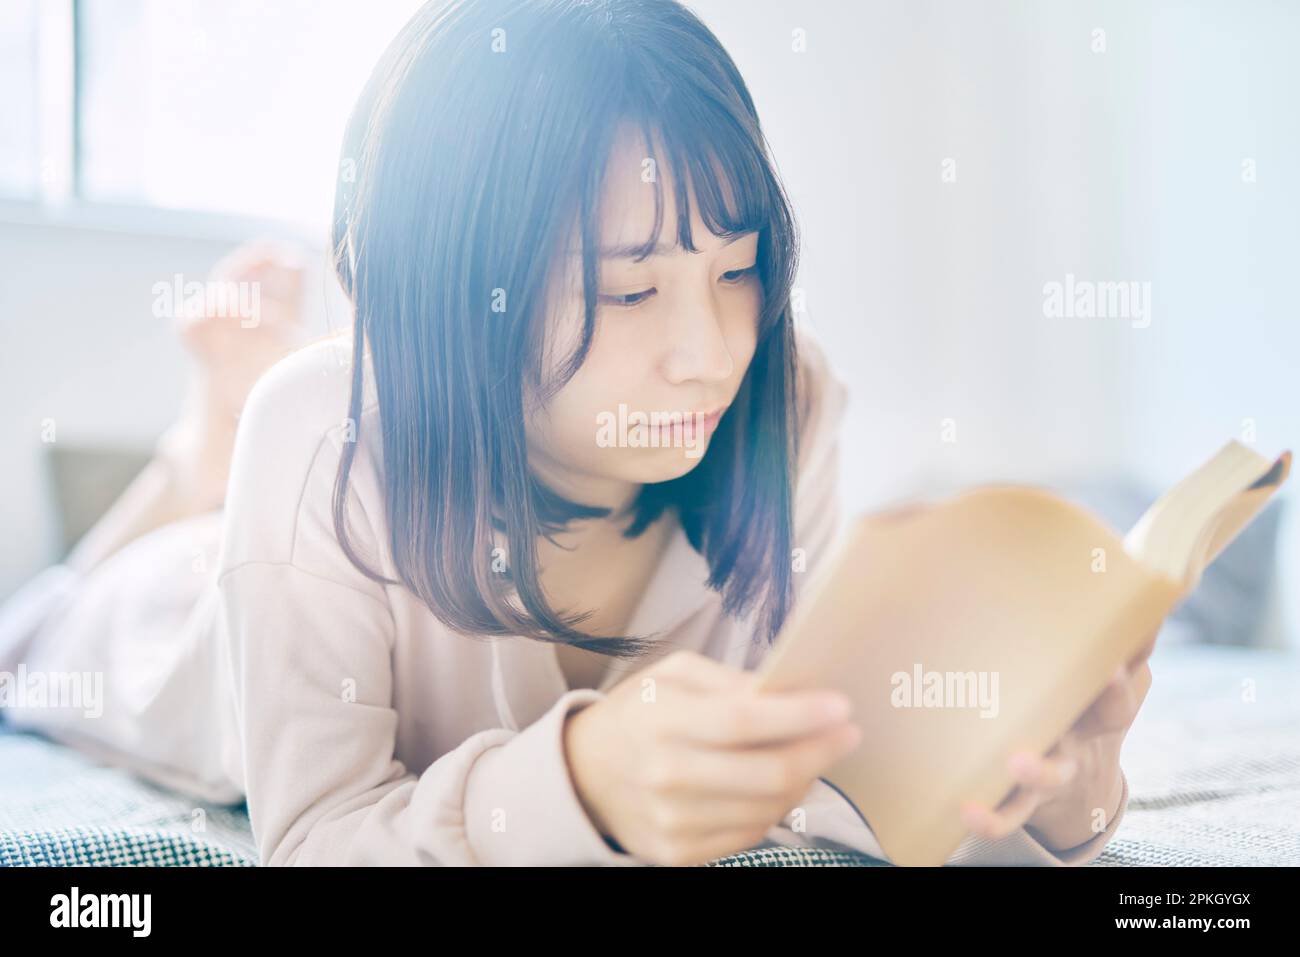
xmin=562 ymin=649 xmax=861 ymax=866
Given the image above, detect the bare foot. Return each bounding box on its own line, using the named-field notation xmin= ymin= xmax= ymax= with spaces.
xmin=61 ymin=242 xmax=310 ymax=575
xmin=177 ymin=240 xmax=309 ymax=419
xmin=157 ymin=240 xmax=310 ymax=512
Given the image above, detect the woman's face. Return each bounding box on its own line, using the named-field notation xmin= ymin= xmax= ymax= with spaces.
xmin=527 ymin=130 xmax=762 ymax=511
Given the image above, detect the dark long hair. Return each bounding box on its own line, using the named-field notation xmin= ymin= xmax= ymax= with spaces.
xmin=331 ymin=0 xmax=802 ymax=658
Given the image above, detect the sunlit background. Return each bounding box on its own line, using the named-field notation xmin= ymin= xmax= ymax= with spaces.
xmin=2 ymin=0 xmax=1296 ymax=648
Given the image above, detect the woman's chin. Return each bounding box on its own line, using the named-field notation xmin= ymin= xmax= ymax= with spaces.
xmin=623 ymin=443 xmax=712 ymax=484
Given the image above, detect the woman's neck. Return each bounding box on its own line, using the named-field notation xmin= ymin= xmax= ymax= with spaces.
xmin=535 ymin=506 xmax=680 ymax=641
xmin=527 ymin=449 xmax=643 ymax=516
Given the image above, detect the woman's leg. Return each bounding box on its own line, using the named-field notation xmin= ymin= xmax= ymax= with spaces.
xmin=0 ymin=241 xmax=307 ymax=801
xmin=66 ymin=239 xmax=309 ymax=576
xmin=3 ymin=508 xmax=244 ymax=803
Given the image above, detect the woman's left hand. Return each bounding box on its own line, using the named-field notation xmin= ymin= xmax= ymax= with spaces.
xmin=958 ymin=630 xmax=1158 ymax=853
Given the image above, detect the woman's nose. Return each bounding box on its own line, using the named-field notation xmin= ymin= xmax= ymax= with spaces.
xmin=659 ymin=303 xmax=736 ymax=386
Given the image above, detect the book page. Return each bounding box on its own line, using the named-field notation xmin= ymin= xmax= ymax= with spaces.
xmin=1122 ymin=441 xmax=1287 ymax=583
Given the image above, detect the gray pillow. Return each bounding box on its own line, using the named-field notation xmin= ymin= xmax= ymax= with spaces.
xmin=1059 ymin=477 xmax=1283 ymax=648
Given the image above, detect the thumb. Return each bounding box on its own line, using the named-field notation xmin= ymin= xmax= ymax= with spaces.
xmin=658 ymin=649 xmax=755 ymax=693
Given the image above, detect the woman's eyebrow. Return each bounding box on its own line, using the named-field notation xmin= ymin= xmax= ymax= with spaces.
xmin=597 ymin=230 xmax=757 ymax=260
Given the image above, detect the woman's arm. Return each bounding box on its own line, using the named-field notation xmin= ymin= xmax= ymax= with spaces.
xmin=221 ymin=559 xmax=640 ymax=866
xmin=218 ymin=342 xmax=642 ymax=866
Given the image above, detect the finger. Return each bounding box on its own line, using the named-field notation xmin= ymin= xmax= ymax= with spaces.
xmin=1074 ymin=664 xmax=1137 ymax=736
xmin=655 ymin=650 xmax=756 ymax=692
xmin=961 ymin=785 xmax=1042 ymax=841
xmin=1007 ymin=747 xmax=1078 ymax=791
xmin=650 ymin=652 xmax=853 ymax=744
xmin=662 ymin=686 xmax=856 ymax=747
xmin=1047 ymin=736 xmax=1084 ymax=773
xmin=1076 ymin=662 xmax=1150 ymax=737
xmin=644 ymin=722 xmax=862 ymax=798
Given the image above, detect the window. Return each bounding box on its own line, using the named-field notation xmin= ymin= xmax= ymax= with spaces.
xmin=6 ymin=0 xmax=423 ymax=226
xmin=0 ymin=1 xmax=43 ymax=197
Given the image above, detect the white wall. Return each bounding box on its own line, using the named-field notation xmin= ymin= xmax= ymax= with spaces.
xmin=689 ymin=0 xmax=1299 ymax=635
xmin=0 ymin=214 xmax=338 ymax=597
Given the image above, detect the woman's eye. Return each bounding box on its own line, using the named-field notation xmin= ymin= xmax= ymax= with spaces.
xmin=721 ymin=264 xmax=759 ymax=284
xmin=599 ymin=266 xmax=756 ymax=309
xmin=600 ymin=288 xmax=656 ymax=308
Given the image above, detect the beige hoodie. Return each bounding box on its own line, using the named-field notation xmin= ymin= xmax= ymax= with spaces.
xmin=3 ymin=327 xmax=1128 ymax=866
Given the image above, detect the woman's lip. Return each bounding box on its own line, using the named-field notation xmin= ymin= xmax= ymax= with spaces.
xmin=650 ymin=406 xmax=727 ymax=438
xmin=690 ymin=404 xmax=728 ymax=422
xmin=701 ymin=408 xmax=726 ymax=432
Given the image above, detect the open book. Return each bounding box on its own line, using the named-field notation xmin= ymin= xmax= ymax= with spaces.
xmin=754 ymin=440 xmax=1291 ymax=866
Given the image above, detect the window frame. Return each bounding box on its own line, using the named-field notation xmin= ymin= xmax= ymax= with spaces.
xmin=0 ymin=0 xmax=322 ymax=244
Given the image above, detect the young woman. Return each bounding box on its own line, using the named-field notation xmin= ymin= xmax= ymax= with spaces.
xmin=0 ymin=0 xmax=1150 ymax=867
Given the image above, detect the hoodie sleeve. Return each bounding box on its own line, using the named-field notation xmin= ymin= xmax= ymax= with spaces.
xmin=755 ymin=330 xmax=1131 ymax=865
xmin=220 ymin=560 xmax=642 ymax=866
xmin=218 ymin=345 xmax=641 ymax=867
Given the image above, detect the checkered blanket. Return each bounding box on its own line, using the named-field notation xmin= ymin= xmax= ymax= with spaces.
xmin=3 ymin=643 xmax=1297 ymax=867
xmin=0 ymin=729 xmax=257 ymax=866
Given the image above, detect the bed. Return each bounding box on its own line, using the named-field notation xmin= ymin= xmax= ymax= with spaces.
xmin=3 ymin=640 xmax=1296 ymax=866
xmin=3 ymin=454 xmax=1294 ymax=865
